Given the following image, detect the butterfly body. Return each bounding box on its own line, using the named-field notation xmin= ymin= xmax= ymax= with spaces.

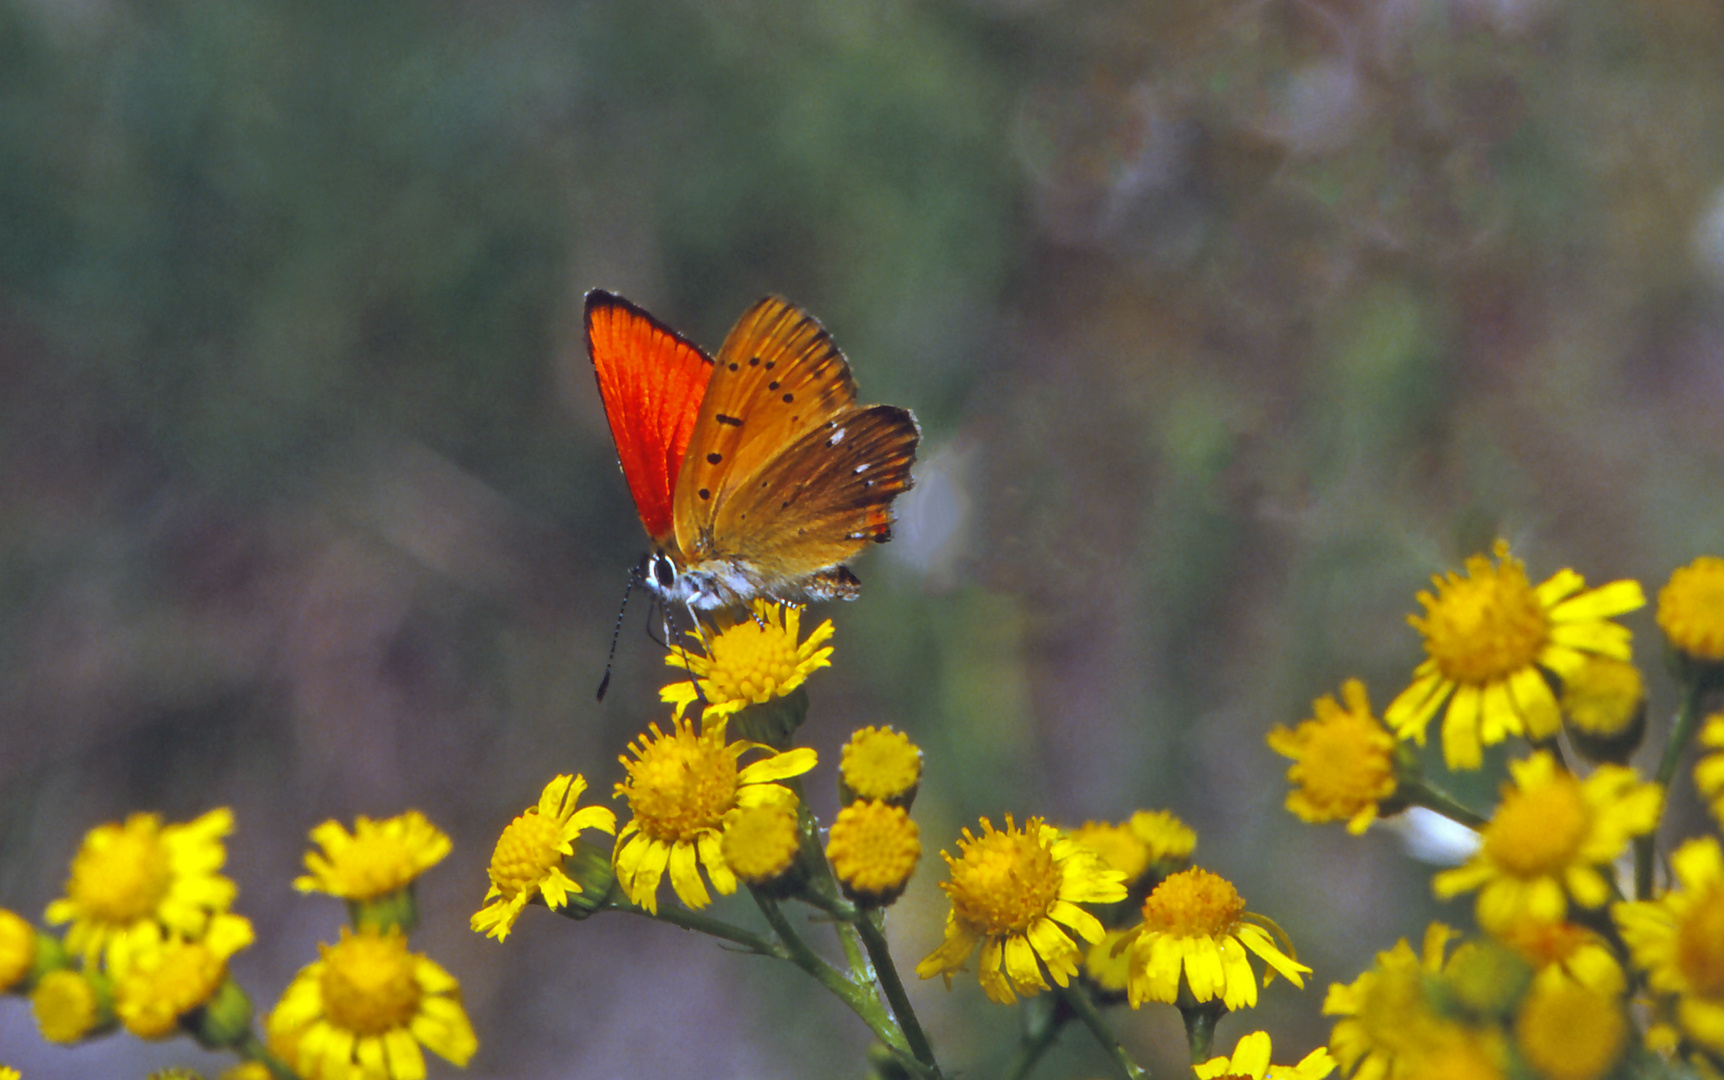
xmin=587 ymin=291 xmax=919 ymax=614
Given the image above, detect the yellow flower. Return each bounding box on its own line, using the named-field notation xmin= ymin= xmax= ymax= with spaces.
xmin=1325 ymin=924 xmax=1458 ymax=1080
xmin=1696 ymin=713 xmax=1724 ymax=827
xmin=1385 ymin=542 xmax=1644 ymax=770
xmin=112 ymin=913 xmax=254 ymax=1039
xmin=1128 ymin=809 xmax=1196 ymax=864
xmin=916 ymin=815 xmax=1125 ymax=1004
xmin=295 ymin=812 xmax=452 ymax=901
xmin=661 ymin=600 xmax=833 ymax=721
xmin=267 ymin=927 xmax=476 ymax=1080
xmin=1433 ymin=752 xmax=1660 ymax=932
xmin=1400 ymin=1027 xmax=1509 ymax=1080
xmin=1614 ymin=836 xmax=1724 ymax=1054
xmin=826 ymin=800 xmax=921 ymax=905
xmin=1494 ymin=919 xmax=1625 ymax=996
xmin=839 ymin=725 xmax=922 ymax=805
xmin=1121 ymin=866 xmax=1310 ymax=1010
xmin=1514 ymin=979 xmax=1625 ymax=1080
xmin=1559 ymin=656 xmax=1644 ymax=739
xmin=0 ymin=909 xmax=35 ymax=992
xmin=720 ymin=802 xmax=803 ymax=887
xmin=45 ymin=808 xmax=237 ymax=970
xmin=1195 ymin=1031 xmax=1336 ymax=1080
xmin=612 ymin=715 xmax=815 ymax=914
xmin=1269 ymin=679 xmax=1400 ymax=834
xmin=31 ymin=968 xmax=109 ymax=1043
xmin=1068 ymin=821 xmax=1152 ymax=885
xmin=472 ymin=774 xmax=616 ymax=942
xmin=220 ymin=1065 xmax=275 ymax=1080
xmin=1084 ymin=927 xmax=1135 ymax=993
xmin=0 ymin=1067 xmax=18 ymax=1080
xmin=1658 ymin=556 xmax=1724 ymax=663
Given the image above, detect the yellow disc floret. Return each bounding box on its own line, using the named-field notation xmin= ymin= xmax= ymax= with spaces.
xmin=0 ymin=908 xmax=35 ymax=993
xmin=46 ymin=809 xmax=237 ymax=970
xmin=1325 ymin=925 xmax=1459 ymax=1080
xmin=612 ymin=716 xmax=815 ymax=914
xmin=1385 ymin=542 xmax=1644 ymax=770
xmin=294 ymin=811 xmax=452 ymax=901
xmin=721 ymin=802 xmax=803 ymax=885
xmin=1514 ymin=980 xmax=1625 ymax=1080
xmin=917 ymin=815 xmax=1124 ymax=1003
xmin=1694 ymin=713 xmax=1724 ymax=827
xmin=1269 ymin=679 xmax=1399 ymax=834
xmin=1068 ymin=821 xmax=1152 ymax=885
xmin=839 ymin=725 xmax=923 ymax=804
xmin=1128 ymin=809 xmax=1197 ymax=864
xmin=1615 ymin=836 xmax=1724 ymax=1053
xmin=1416 ymin=546 xmax=1550 ymax=685
xmin=827 ymin=800 xmax=921 ymax=904
xmin=472 ymin=774 xmax=616 ymax=941
xmin=269 ymin=926 xmax=476 ymax=1080
xmin=1437 ymin=752 xmax=1660 ymax=932
xmin=662 ymin=601 xmax=834 ymax=721
xmin=1658 ymin=557 xmax=1724 ymax=662
xmin=32 ymin=968 xmax=106 ymax=1044
xmin=1123 ymin=866 xmax=1310 ymax=1010
xmin=113 ymin=913 xmax=254 ymax=1040
xmin=1560 ymin=656 xmax=1645 ymax=738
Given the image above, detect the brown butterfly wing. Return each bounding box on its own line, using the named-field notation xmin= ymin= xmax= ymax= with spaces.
xmin=586 ymin=291 xmax=714 ymax=547
xmin=672 ymin=297 xmax=858 ymax=559
xmin=705 ymin=404 xmax=920 ymax=587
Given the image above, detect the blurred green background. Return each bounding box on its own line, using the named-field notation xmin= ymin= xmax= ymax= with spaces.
xmin=3 ymin=0 xmax=1723 ymax=1076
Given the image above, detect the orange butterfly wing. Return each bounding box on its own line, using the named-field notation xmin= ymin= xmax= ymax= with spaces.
xmin=671 ymin=297 xmax=860 ymax=558
xmin=672 ymin=297 xmax=918 ymax=587
xmin=586 ymin=291 xmax=715 ymax=547
xmin=709 ymin=403 xmax=920 ymax=581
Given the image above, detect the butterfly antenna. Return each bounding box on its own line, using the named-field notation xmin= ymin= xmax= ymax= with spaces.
xmin=597 ymin=564 xmax=643 ymax=701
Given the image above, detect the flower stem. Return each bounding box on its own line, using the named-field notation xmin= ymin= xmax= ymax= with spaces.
xmin=239 ymin=1032 xmax=300 ymax=1080
xmin=1059 ymin=983 xmax=1147 ymax=1080
xmin=1405 ymin=778 xmax=1488 ymax=831
xmin=753 ymin=892 xmax=926 ymax=1071
xmin=612 ymin=901 xmax=780 ymax=957
xmin=1181 ymin=1005 xmax=1220 ymax=1064
xmin=855 ymin=909 xmax=940 ymax=1073
xmin=1635 ymin=679 xmax=1708 ymax=898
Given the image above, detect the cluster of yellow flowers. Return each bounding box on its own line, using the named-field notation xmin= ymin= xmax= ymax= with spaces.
xmin=1270 ymin=545 xmax=1724 ymax=1080
xmin=463 ymin=596 xmax=1335 ymax=1079
xmin=10 ymin=542 xmax=1724 ymax=1080
xmin=0 ymin=807 xmax=474 ymax=1079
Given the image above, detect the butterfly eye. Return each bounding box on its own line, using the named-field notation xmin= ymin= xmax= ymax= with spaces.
xmin=653 ymin=556 xmax=677 ymax=589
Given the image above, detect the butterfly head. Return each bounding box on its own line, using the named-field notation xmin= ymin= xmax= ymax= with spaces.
xmin=638 ymin=549 xmax=749 ymax=612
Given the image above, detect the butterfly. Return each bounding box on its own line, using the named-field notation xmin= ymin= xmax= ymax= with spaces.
xmin=586 ymin=290 xmax=920 ymax=617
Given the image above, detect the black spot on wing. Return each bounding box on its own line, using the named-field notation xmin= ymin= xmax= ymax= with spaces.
xmin=716 ymin=414 xmax=743 ymax=427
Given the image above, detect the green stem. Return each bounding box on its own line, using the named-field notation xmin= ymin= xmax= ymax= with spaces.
xmin=1405 ymin=778 xmax=1489 ymax=831
xmin=1059 ymin=983 xmax=1147 ymax=1080
xmin=1635 ymin=679 xmax=1708 ymax=899
xmin=855 ymin=910 xmax=939 ymax=1072
xmin=753 ymin=892 xmax=924 ymax=1070
xmin=239 ymin=1032 xmax=300 ymax=1080
xmin=612 ymin=901 xmax=781 ymax=957
xmin=1004 ymin=996 xmax=1070 ymax=1080
xmin=1181 ymin=1006 xmax=1220 ymax=1064
xmin=787 ymin=775 xmax=871 ymax=979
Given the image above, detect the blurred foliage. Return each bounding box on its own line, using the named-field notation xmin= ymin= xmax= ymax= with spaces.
xmin=4 ymin=0 xmax=1724 ymax=1076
